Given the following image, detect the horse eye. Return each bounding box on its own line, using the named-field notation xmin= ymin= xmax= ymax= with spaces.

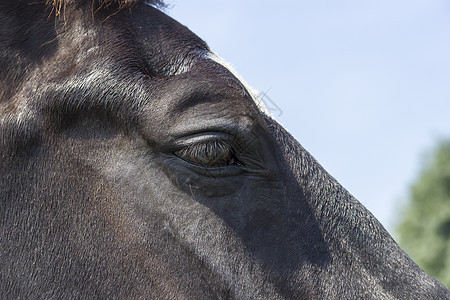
xmin=174 ymin=140 xmax=241 ymax=167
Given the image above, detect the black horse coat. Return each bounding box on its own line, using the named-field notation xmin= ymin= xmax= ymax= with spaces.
xmin=1 ymin=1 xmax=449 ymax=299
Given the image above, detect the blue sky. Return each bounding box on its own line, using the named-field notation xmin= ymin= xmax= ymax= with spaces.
xmin=167 ymin=1 xmax=450 ymax=234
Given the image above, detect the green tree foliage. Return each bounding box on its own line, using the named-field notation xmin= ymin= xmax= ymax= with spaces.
xmin=397 ymin=141 xmax=450 ymax=288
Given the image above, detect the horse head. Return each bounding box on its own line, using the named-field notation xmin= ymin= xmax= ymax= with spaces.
xmin=1 ymin=1 xmax=448 ymax=298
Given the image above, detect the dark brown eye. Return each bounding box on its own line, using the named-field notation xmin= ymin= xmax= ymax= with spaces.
xmin=174 ymin=140 xmax=241 ymax=167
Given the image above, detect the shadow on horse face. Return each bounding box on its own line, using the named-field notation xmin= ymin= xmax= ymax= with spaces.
xmin=1 ymin=1 xmax=449 ymax=299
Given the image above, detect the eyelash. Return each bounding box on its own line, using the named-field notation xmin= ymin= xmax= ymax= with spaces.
xmin=174 ymin=139 xmax=242 ymax=168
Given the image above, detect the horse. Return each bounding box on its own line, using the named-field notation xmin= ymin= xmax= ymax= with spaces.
xmin=1 ymin=1 xmax=449 ymax=298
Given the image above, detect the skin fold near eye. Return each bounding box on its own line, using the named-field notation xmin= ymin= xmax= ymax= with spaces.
xmin=174 ymin=139 xmax=241 ymax=167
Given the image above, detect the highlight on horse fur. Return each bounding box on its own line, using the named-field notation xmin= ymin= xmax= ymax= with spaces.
xmin=46 ymin=0 xmax=165 ymax=15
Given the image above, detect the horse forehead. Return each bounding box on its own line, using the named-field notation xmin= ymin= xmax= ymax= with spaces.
xmin=90 ymin=4 xmax=272 ymax=116
xmin=0 ymin=3 xmax=270 ymax=123
xmin=134 ymin=5 xmax=272 ymax=115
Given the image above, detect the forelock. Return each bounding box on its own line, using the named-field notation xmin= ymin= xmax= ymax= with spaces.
xmin=46 ymin=0 xmax=165 ymax=15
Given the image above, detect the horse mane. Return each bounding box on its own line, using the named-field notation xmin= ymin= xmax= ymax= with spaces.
xmin=46 ymin=0 xmax=166 ymax=15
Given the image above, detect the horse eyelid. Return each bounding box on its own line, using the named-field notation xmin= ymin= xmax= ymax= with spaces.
xmin=174 ymin=140 xmax=242 ymax=168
